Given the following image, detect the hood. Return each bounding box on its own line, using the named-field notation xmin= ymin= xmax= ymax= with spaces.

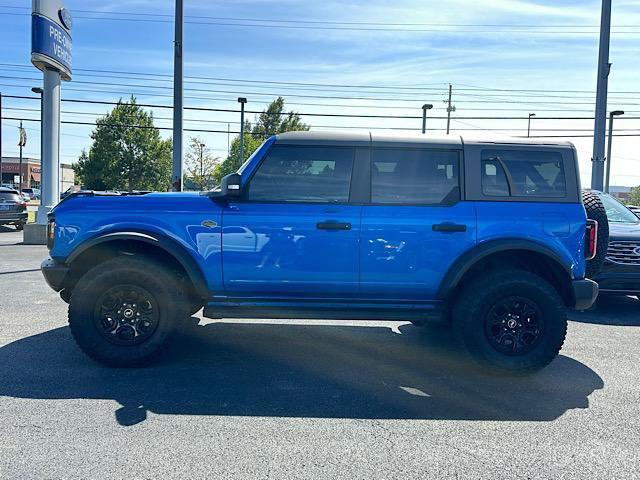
xmin=609 ymin=222 xmax=640 ymax=241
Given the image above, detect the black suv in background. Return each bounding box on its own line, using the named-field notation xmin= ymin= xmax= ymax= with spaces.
xmin=591 ymin=191 xmax=640 ymax=296
xmin=0 ymin=187 xmax=27 ymax=230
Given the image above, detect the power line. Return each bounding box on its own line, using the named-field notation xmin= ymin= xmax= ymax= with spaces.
xmin=5 ymin=94 xmax=640 ymax=121
xmin=3 ymin=63 xmax=640 ymax=97
xmin=2 ymin=8 xmax=639 ymax=34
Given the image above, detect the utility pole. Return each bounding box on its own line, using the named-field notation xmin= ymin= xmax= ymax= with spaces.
xmin=421 ymin=104 xmax=433 ymax=134
xmin=171 ymin=0 xmax=184 ymax=191
xmin=446 ymin=84 xmax=455 ymax=135
xmin=199 ymin=142 xmax=205 ymax=189
xmin=527 ymin=113 xmax=536 ymax=137
xmin=238 ymin=97 xmax=247 ymax=162
xmin=605 ymin=110 xmax=624 ymax=193
xmin=0 ymin=92 xmax=3 ymax=185
xmin=18 ymin=121 xmax=26 ymax=190
xmin=591 ymin=0 xmax=612 ymax=191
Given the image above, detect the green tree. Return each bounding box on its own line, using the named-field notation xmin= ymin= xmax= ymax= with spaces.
xmin=74 ymin=97 xmax=172 ymax=192
xmin=185 ymin=137 xmax=219 ymax=190
xmin=213 ymin=97 xmax=309 ymax=183
xmin=628 ymin=186 xmax=640 ymax=206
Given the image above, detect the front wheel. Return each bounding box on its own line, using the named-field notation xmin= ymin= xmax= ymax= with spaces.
xmin=68 ymin=256 xmax=187 ymax=367
xmin=452 ymin=270 xmax=567 ymax=375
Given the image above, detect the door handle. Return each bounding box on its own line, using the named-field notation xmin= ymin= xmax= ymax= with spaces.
xmin=432 ymin=223 xmax=467 ymax=233
xmin=317 ymin=221 xmax=352 ymax=231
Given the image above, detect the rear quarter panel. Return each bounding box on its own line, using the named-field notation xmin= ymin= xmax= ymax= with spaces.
xmin=475 ymin=201 xmax=587 ymax=279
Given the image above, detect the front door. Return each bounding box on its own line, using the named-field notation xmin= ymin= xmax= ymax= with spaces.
xmin=360 ymin=147 xmax=476 ymax=299
xmin=222 ymin=144 xmax=361 ymax=297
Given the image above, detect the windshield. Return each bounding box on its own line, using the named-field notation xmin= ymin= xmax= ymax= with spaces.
xmin=599 ymin=192 xmax=640 ymax=224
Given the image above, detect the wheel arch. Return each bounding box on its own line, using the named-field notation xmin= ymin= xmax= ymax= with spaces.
xmin=439 ymin=239 xmax=575 ymax=306
xmin=65 ymin=230 xmax=209 ymax=300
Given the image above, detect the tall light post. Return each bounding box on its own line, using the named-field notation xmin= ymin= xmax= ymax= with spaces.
xmin=172 ymin=0 xmax=184 ymax=191
xmin=17 ymin=121 xmax=26 ymax=190
xmin=238 ymin=97 xmax=247 ymax=162
xmin=31 ymin=87 xmax=44 ymax=191
xmin=527 ymin=113 xmax=536 ymax=138
xmin=421 ymin=104 xmax=433 ymax=134
xmin=199 ymin=142 xmax=205 ymax=189
xmin=605 ymin=110 xmax=624 ymax=193
xmin=591 ymin=0 xmax=613 ymax=191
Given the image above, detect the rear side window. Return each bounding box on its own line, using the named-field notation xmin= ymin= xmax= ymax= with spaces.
xmin=247 ymin=145 xmax=354 ymax=203
xmin=481 ymin=149 xmax=566 ymax=198
xmin=0 ymin=192 xmax=20 ymax=202
xmin=371 ymin=148 xmax=460 ymax=204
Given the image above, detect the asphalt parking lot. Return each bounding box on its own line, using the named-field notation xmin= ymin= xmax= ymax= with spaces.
xmin=1 ymin=225 xmax=639 ymax=479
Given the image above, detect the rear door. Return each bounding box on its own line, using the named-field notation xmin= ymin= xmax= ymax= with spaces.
xmin=221 ymin=144 xmax=364 ymax=297
xmin=359 ymin=146 xmax=476 ymax=300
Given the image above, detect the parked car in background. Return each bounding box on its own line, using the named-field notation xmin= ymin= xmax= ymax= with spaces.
xmin=22 ymin=188 xmax=40 ymax=200
xmin=591 ymin=191 xmax=640 ymax=296
xmin=0 ymin=187 xmax=28 ymax=230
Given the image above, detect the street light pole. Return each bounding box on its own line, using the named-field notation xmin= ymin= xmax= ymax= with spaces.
xmin=31 ymin=87 xmax=43 ymax=191
xmin=171 ymin=0 xmax=184 ymax=192
xmin=527 ymin=113 xmax=536 ymax=138
xmin=199 ymin=142 xmax=205 ymax=189
xmin=421 ymin=104 xmax=433 ymax=134
xmin=605 ymin=110 xmax=624 ymax=193
xmin=238 ymin=97 xmax=247 ymax=162
xmin=591 ymin=0 xmax=613 ymax=191
xmin=0 ymin=92 xmax=3 ymax=185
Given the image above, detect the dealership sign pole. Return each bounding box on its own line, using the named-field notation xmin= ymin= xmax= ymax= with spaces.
xmin=31 ymin=0 xmax=72 ymax=224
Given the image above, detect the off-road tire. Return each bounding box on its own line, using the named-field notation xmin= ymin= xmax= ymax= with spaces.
xmin=452 ymin=269 xmax=567 ymax=375
xmin=582 ymin=190 xmax=609 ymax=278
xmin=68 ymin=256 xmax=187 ymax=367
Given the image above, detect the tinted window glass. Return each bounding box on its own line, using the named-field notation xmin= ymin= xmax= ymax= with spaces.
xmin=371 ymin=149 xmax=459 ymax=204
xmin=247 ymin=145 xmax=354 ymax=202
xmin=481 ymin=150 xmax=566 ymax=198
xmin=0 ymin=192 xmax=20 ymax=202
xmin=482 ymin=160 xmax=510 ymax=196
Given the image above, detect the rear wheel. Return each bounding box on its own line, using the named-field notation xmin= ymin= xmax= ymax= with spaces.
xmin=452 ymin=270 xmax=567 ymax=374
xmin=68 ymin=256 xmax=188 ymax=367
xmin=582 ymin=190 xmax=609 ymax=278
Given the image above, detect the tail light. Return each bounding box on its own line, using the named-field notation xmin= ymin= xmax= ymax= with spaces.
xmin=47 ymin=219 xmax=56 ymax=250
xmin=585 ymin=219 xmax=598 ymax=260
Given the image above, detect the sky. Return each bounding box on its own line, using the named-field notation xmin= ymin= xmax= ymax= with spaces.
xmin=0 ymin=0 xmax=639 ymax=187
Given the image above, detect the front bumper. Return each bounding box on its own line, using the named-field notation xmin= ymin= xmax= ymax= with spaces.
xmin=41 ymin=258 xmax=69 ymax=292
xmin=572 ymin=278 xmax=599 ymax=310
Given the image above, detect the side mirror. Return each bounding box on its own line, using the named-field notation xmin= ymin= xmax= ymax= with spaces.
xmin=220 ymin=173 xmax=242 ymax=198
xmin=206 ymin=173 xmax=243 ymax=199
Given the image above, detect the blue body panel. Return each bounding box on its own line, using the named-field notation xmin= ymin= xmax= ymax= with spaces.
xmin=474 ymin=202 xmax=586 ymax=279
xmin=221 ymin=202 xmax=361 ymax=296
xmin=360 ymin=203 xmax=476 ymax=299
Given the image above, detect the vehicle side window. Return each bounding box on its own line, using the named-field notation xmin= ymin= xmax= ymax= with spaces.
xmin=481 ymin=149 xmax=566 ymax=198
xmin=482 ymin=160 xmax=510 ymax=196
xmin=247 ymin=145 xmax=354 ymax=203
xmin=371 ymin=148 xmax=459 ymax=205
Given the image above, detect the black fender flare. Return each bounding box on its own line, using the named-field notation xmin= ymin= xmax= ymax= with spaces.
xmin=438 ymin=238 xmax=573 ymax=300
xmin=67 ymin=230 xmax=209 ymax=299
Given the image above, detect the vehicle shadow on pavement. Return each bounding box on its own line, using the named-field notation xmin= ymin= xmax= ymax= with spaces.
xmin=571 ymin=295 xmax=640 ymax=326
xmin=0 ymin=320 xmax=603 ymax=426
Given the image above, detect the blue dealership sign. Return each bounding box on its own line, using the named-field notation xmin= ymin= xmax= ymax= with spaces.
xmin=31 ymin=13 xmax=72 ymax=80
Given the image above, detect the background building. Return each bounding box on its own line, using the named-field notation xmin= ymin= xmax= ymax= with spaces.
xmin=0 ymin=156 xmax=74 ymax=192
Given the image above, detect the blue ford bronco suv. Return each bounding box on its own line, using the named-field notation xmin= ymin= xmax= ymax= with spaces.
xmin=42 ymin=132 xmax=603 ymax=374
